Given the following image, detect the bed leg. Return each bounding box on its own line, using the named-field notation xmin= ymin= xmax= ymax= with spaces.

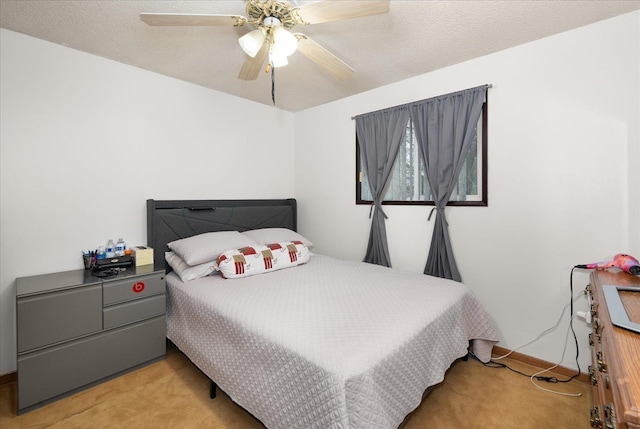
xmin=210 ymin=380 xmax=217 ymax=399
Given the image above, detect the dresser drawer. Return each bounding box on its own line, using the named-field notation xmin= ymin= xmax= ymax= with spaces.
xmin=103 ymin=272 xmax=165 ymax=305
xmin=17 ymin=285 xmax=102 ymax=353
xmin=103 ymin=294 xmax=166 ymax=329
xmin=18 ymin=316 xmax=166 ymax=412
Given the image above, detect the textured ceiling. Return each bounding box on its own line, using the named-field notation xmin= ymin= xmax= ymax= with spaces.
xmin=1 ymin=0 xmax=639 ymax=112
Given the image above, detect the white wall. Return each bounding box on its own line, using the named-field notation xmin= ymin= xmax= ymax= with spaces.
xmin=294 ymin=11 xmax=640 ymax=372
xmin=0 ymin=29 xmax=295 ymax=375
xmin=631 ymin=12 xmax=640 ymax=261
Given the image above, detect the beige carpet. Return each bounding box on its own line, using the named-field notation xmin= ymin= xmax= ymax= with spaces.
xmin=0 ymin=342 xmax=591 ymax=429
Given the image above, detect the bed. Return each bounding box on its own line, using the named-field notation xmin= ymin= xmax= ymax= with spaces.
xmin=147 ymin=198 xmax=497 ymax=429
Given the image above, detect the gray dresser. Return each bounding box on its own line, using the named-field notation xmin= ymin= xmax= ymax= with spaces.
xmin=16 ymin=266 xmax=166 ymax=414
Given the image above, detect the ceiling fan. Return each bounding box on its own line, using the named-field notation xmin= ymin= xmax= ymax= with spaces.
xmin=140 ymin=0 xmax=390 ymax=81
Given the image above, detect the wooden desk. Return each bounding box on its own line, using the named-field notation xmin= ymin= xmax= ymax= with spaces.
xmin=588 ymin=270 xmax=640 ymax=429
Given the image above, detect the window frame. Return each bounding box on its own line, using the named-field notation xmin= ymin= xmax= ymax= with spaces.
xmin=355 ymin=100 xmax=488 ymax=207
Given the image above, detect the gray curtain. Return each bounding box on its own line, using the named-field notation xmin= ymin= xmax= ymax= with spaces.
xmin=355 ymin=108 xmax=410 ymax=267
xmin=409 ymin=85 xmax=487 ymax=281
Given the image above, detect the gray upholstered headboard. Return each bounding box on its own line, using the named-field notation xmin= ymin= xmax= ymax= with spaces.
xmin=146 ymin=198 xmax=297 ymax=271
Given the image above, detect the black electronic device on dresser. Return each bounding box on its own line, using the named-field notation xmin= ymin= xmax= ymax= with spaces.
xmin=16 ymin=266 xmax=166 ymax=414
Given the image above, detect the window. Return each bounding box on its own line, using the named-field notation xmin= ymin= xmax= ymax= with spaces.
xmin=356 ymin=101 xmax=487 ymax=206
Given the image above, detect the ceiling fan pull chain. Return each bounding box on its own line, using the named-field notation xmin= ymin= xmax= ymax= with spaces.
xmin=271 ymin=64 xmax=276 ymax=106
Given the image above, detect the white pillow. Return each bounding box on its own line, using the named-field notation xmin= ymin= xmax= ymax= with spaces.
xmin=165 ymin=251 xmax=218 ymax=283
xmin=217 ymin=242 xmax=310 ymax=279
xmin=242 ymin=228 xmax=314 ymax=249
xmin=167 ymin=231 xmax=259 ymax=266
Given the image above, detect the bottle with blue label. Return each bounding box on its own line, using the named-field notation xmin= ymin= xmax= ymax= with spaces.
xmin=115 ymin=238 xmax=126 ymax=257
xmin=106 ymin=239 xmax=115 ymax=258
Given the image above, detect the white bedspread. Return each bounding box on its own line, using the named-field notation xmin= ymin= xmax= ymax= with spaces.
xmin=166 ymin=254 xmax=497 ymax=429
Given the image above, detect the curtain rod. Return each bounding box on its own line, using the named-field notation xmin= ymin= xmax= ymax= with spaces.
xmin=351 ymin=83 xmax=492 ymax=120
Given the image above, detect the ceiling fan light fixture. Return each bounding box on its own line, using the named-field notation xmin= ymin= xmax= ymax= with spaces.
xmin=273 ymin=26 xmax=298 ymax=56
xmin=238 ymin=29 xmax=264 ymax=57
xmin=270 ymin=51 xmax=289 ymax=68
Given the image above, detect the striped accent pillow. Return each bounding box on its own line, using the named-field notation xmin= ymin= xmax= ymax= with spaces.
xmin=216 ymin=241 xmax=310 ymax=279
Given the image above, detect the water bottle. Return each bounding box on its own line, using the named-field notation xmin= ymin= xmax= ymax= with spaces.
xmin=106 ymin=239 xmax=115 ymax=258
xmin=115 ymin=238 xmax=126 ymax=257
xmin=97 ymin=245 xmax=106 ymax=259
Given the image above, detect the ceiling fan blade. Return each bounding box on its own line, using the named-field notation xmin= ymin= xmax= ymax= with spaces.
xmin=140 ymin=13 xmax=246 ymax=27
xmin=238 ymin=42 xmax=269 ymax=81
xmin=294 ymin=34 xmax=355 ymax=80
xmin=297 ymin=0 xmax=390 ymax=25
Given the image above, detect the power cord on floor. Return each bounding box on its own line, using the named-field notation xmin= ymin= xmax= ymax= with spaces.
xmin=470 ymin=351 xmax=559 ymax=381
xmin=470 ymin=319 xmax=582 ymax=397
xmin=527 ymin=313 xmax=582 ymax=397
xmin=472 ymin=267 xmax=585 ymax=397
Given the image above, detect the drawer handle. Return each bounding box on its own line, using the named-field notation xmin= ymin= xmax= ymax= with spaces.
xmin=590 ymin=406 xmax=602 ymax=428
xmin=597 ymin=350 xmax=607 ymax=373
xmin=132 ymin=282 xmax=145 ymax=293
xmin=604 ymin=403 xmax=616 ymax=428
xmin=588 ymin=366 xmax=598 ymax=386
